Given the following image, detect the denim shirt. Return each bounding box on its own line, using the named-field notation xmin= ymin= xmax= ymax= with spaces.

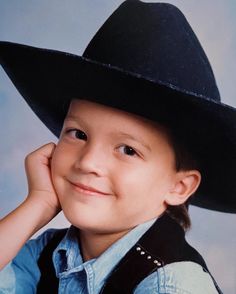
xmin=0 ymin=218 xmax=218 ymax=294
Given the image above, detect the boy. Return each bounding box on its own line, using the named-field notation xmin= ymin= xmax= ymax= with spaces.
xmin=0 ymin=0 xmax=235 ymax=293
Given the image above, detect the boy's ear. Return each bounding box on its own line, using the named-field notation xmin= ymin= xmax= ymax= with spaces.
xmin=165 ymin=170 xmax=201 ymax=206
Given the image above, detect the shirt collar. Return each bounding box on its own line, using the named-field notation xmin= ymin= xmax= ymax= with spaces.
xmin=53 ymin=226 xmax=83 ymax=276
xmin=53 ymin=217 xmax=157 ymax=287
xmin=92 ymin=218 xmax=157 ymax=290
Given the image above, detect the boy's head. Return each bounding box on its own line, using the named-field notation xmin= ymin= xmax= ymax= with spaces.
xmin=51 ymin=99 xmax=201 ymax=233
xmin=1 ymin=0 xmax=236 ymax=214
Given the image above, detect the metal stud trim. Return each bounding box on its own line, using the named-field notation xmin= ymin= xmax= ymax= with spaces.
xmin=135 ymin=245 xmax=163 ymax=267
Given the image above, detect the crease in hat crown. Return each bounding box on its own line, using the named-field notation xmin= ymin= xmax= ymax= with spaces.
xmin=81 ymin=0 xmax=220 ymax=101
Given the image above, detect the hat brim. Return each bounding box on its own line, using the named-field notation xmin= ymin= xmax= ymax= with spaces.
xmin=1 ymin=41 xmax=236 ymax=213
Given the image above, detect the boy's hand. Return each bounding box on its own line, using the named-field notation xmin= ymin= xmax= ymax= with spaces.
xmin=24 ymin=142 xmax=61 ymax=215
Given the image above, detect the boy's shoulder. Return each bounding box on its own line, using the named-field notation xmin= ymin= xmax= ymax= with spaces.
xmin=35 ymin=227 xmax=65 ymax=239
xmin=33 ymin=227 xmax=68 ymax=246
xmin=135 ymin=261 xmax=219 ymax=294
xmin=0 ymin=228 xmax=69 ymax=293
xmin=13 ymin=227 xmax=69 ymax=268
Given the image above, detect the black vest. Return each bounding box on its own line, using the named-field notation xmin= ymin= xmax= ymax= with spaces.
xmin=37 ymin=213 xmax=222 ymax=293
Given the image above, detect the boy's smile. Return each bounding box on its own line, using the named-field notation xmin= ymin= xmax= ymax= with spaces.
xmin=68 ymin=180 xmax=111 ymax=196
xmin=51 ymin=99 xmax=187 ymax=235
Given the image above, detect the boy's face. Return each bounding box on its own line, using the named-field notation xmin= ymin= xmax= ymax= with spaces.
xmin=51 ymin=99 xmax=179 ymax=233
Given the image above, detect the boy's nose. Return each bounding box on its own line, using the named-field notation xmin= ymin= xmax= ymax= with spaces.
xmin=73 ymin=143 xmax=108 ymax=176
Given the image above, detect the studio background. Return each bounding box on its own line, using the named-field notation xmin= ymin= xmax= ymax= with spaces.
xmin=0 ymin=1 xmax=235 ymax=293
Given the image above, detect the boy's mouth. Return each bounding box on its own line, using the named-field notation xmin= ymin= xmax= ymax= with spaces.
xmin=68 ymin=180 xmax=110 ymax=196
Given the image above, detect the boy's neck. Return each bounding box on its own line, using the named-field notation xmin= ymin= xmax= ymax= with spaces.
xmin=79 ymin=228 xmax=133 ymax=262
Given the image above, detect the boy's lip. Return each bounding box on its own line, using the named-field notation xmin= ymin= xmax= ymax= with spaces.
xmin=68 ymin=180 xmax=110 ymax=196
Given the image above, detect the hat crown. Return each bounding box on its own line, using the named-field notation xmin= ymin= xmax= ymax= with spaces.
xmin=83 ymin=0 xmax=220 ymax=101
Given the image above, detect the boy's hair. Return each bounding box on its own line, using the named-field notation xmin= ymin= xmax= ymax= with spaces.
xmin=164 ymin=127 xmax=201 ymax=231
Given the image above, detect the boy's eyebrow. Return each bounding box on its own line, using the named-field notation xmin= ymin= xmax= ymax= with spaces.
xmin=64 ymin=115 xmax=80 ymax=122
xmin=64 ymin=115 xmax=86 ymax=125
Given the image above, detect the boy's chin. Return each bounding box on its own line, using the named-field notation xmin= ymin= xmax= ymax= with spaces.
xmin=62 ymin=212 xmax=135 ymax=235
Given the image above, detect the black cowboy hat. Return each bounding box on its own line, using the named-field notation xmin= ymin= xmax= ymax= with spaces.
xmin=0 ymin=0 xmax=236 ymax=213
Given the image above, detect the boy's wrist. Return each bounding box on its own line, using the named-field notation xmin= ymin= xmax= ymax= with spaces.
xmin=24 ymin=193 xmax=60 ymax=231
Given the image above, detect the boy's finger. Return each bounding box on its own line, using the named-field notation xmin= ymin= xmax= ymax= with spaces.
xmin=25 ymin=143 xmax=57 ymax=168
xmin=39 ymin=143 xmax=57 ymax=159
xmin=28 ymin=142 xmax=56 ymax=158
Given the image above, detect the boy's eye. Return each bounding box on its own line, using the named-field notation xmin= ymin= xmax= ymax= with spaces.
xmin=66 ymin=129 xmax=87 ymax=140
xmin=118 ymin=145 xmax=138 ymax=157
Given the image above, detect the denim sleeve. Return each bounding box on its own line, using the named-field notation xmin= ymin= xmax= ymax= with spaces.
xmin=134 ymin=261 xmax=219 ymax=294
xmin=0 ymin=228 xmax=59 ymax=294
xmin=0 ymin=263 xmax=15 ymax=294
